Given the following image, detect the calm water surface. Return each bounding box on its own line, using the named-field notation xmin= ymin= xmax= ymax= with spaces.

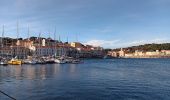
xmin=0 ymin=59 xmax=170 ymax=100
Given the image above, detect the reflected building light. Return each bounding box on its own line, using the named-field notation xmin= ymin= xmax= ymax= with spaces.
xmin=53 ymin=64 xmax=61 ymax=74
xmin=14 ymin=66 xmax=22 ymax=80
xmin=70 ymin=64 xmax=76 ymax=73
xmin=40 ymin=66 xmax=46 ymax=80
xmin=25 ymin=66 xmax=36 ymax=79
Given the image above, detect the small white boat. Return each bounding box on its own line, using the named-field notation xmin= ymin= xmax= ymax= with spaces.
xmin=24 ymin=59 xmax=37 ymax=64
xmin=0 ymin=61 xmax=8 ymax=65
xmin=54 ymin=58 xmax=66 ymax=64
xmin=44 ymin=58 xmax=55 ymax=64
xmin=71 ymin=59 xmax=81 ymax=64
xmin=8 ymin=58 xmax=22 ymax=65
xmin=35 ymin=58 xmax=46 ymax=64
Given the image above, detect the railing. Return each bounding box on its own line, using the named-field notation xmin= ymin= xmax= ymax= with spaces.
xmin=0 ymin=90 xmax=16 ymax=100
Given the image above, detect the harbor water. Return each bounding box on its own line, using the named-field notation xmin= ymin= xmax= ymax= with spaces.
xmin=0 ymin=59 xmax=170 ymax=100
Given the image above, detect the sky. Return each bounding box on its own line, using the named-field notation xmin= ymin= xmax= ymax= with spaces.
xmin=0 ymin=0 xmax=170 ymax=48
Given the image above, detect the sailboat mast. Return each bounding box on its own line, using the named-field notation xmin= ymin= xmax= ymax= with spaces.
xmin=17 ymin=21 xmax=19 ymax=58
xmin=38 ymin=32 xmax=41 ymax=47
xmin=1 ymin=25 xmax=4 ymax=48
xmin=54 ymin=27 xmax=56 ymax=56
xmin=76 ymin=33 xmax=78 ymax=42
xmin=1 ymin=25 xmax=4 ymax=56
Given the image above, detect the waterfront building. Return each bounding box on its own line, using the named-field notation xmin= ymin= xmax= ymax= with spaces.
xmin=0 ymin=46 xmax=12 ymax=57
xmin=161 ymin=50 xmax=170 ymax=55
xmin=134 ymin=50 xmax=145 ymax=56
xmin=119 ymin=48 xmax=125 ymax=57
xmin=70 ymin=42 xmax=104 ymax=58
xmin=16 ymin=40 xmax=35 ymax=50
xmin=145 ymin=50 xmax=160 ymax=56
xmin=125 ymin=53 xmax=134 ymax=58
xmin=108 ymin=51 xmax=119 ymax=57
xmin=10 ymin=46 xmax=30 ymax=58
xmin=34 ymin=45 xmax=71 ymax=57
xmin=70 ymin=42 xmax=84 ymax=48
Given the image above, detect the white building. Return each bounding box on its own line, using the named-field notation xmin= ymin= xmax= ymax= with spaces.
xmin=119 ymin=48 xmax=125 ymax=57
xmin=145 ymin=50 xmax=160 ymax=56
xmin=34 ymin=46 xmax=68 ymax=57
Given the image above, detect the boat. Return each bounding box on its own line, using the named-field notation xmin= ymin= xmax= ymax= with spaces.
xmin=0 ymin=62 xmax=8 ymax=65
xmin=0 ymin=59 xmax=8 ymax=66
xmin=65 ymin=57 xmax=74 ymax=63
xmin=8 ymin=22 xmax=22 ymax=65
xmin=44 ymin=57 xmax=55 ymax=64
xmin=54 ymin=57 xmax=66 ymax=64
xmin=35 ymin=58 xmax=46 ymax=64
xmin=0 ymin=26 xmax=8 ymax=66
xmin=71 ymin=59 xmax=81 ymax=64
xmin=23 ymin=59 xmax=36 ymax=64
xmin=8 ymin=58 xmax=22 ymax=65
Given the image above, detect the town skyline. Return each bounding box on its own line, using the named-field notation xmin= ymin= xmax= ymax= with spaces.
xmin=1 ymin=0 xmax=170 ymax=48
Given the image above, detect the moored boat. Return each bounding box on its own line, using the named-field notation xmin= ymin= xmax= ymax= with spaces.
xmin=8 ymin=58 xmax=22 ymax=65
xmin=71 ymin=59 xmax=81 ymax=64
xmin=23 ymin=59 xmax=36 ymax=64
xmin=54 ymin=58 xmax=66 ymax=64
xmin=0 ymin=60 xmax=8 ymax=65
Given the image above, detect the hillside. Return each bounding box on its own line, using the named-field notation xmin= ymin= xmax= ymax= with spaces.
xmin=113 ymin=43 xmax=170 ymax=53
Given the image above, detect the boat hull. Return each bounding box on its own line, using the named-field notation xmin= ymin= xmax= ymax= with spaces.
xmin=8 ymin=60 xmax=22 ymax=65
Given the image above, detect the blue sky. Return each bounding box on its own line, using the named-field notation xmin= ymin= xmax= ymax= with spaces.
xmin=0 ymin=0 xmax=170 ymax=48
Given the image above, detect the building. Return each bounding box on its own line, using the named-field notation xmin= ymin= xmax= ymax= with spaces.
xmin=145 ymin=50 xmax=160 ymax=56
xmin=70 ymin=42 xmax=83 ymax=48
xmin=108 ymin=51 xmax=119 ymax=57
xmin=161 ymin=50 xmax=170 ymax=55
xmin=10 ymin=46 xmax=30 ymax=58
xmin=119 ymin=48 xmax=125 ymax=57
xmin=134 ymin=50 xmax=144 ymax=56
xmin=34 ymin=45 xmax=71 ymax=57
xmin=0 ymin=47 xmax=12 ymax=57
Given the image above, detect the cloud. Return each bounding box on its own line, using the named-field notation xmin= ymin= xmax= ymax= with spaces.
xmin=121 ymin=38 xmax=170 ymax=47
xmin=114 ymin=38 xmax=170 ymax=48
xmin=84 ymin=39 xmax=120 ymax=47
xmin=84 ymin=38 xmax=170 ymax=49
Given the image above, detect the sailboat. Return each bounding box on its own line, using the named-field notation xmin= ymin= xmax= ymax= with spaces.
xmin=8 ymin=22 xmax=22 ymax=65
xmin=0 ymin=25 xmax=8 ymax=65
xmin=23 ymin=26 xmax=38 ymax=64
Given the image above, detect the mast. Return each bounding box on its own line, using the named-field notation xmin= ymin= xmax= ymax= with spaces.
xmin=27 ymin=26 xmax=29 ymax=57
xmin=16 ymin=21 xmax=19 ymax=58
xmin=1 ymin=25 xmax=4 ymax=56
xmin=38 ymin=32 xmax=41 ymax=47
xmin=2 ymin=25 xmax=4 ymax=47
xmin=67 ymin=36 xmax=68 ymax=43
xmin=38 ymin=32 xmax=41 ymax=57
xmin=76 ymin=33 xmax=78 ymax=42
xmin=54 ymin=27 xmax=56 ymax=57
xmin=58 ymin=35 xmax=61 ymax=42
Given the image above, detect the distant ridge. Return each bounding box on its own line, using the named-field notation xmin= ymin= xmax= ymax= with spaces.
xmin=113 ymin=43 xmax=170 ymax=52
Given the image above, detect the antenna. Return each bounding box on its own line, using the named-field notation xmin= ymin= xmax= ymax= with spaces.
xmin=54 ymin=27 xmax=56 ymax=40
xmin=76 ymin=33 xmax=78 ymax=42
xmin=1 ymin=25 xmax=4 ymax=47
xmin=2 ymin=25 xmax=4 ymax=38
xmin=59 ymin=35 xmax=61 ymax=42
xmin=67 ymin=36 xmax=68 ymax=43
xmin=17 ymin=21 xmax=19 ymax=39
xmin=38 ymin=31 xmax=41 ymax=47
xmin=27 ymin=26 xmax=30 ymax=40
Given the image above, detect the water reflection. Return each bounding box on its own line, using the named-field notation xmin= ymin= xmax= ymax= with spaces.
xmin=0 ymin=64 xmax=79 ymax=81
xmin=1 ymin=59 xmax=170 ymax=100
